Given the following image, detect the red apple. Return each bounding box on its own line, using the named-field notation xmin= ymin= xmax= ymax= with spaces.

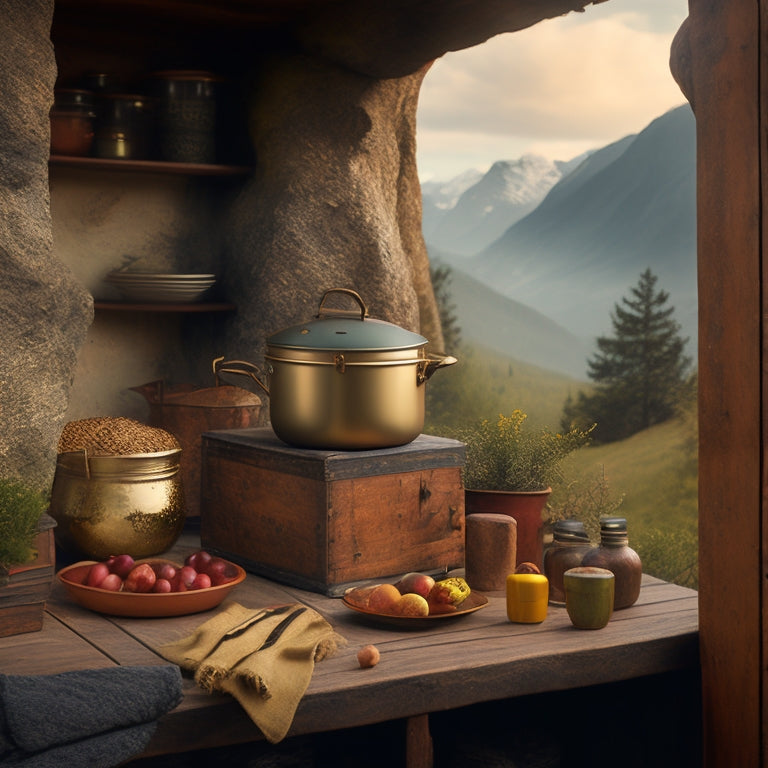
xmin=394 ymin=571 xmax=435 ymax=599
xmin=191 ymin=572 xmax=212 ymax=590
xmin=178 ymin=565 xmax=197 ymax=588
xmin=154 ymin=563 xmax=177 ymax=582
xmin=185 ymin=550 xmax=212 ymax=572
xmin=205 ymin=557 xmax=239 ymax=586
xmin=109 ymin=553 xmax=135 ymax=579
xmin=124 ymin=563 xmax=156 ymax=593
xmin=99 ymin=573 xmax=123 ymax=591
xmin=86 ymin=562 xmax=110 ymax=587
xmin=152 ymin=578 xmax=172 ymax=593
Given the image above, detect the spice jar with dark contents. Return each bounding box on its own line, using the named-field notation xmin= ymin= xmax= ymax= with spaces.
xmin=580 ymin=516 xmax=642 ymax=609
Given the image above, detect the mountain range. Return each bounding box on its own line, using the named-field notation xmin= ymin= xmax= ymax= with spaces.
xmin=424 ymin=104 xmax=697 ymax=380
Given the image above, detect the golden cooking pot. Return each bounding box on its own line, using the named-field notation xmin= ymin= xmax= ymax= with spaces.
xmin=216 ymin=288 xmax=457 ymax=450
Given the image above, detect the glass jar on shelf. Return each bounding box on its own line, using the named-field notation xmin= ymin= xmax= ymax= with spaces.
xmin=152 ymin=70 xmax=220 ymax=164
xmin=50 ymin=88 xmax=95 ymax=156
xmin=92 ymin=93 xmax=153 ymax=160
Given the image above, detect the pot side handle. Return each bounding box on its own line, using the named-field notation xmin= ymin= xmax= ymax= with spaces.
xmin=418 ymin=354 xmax=458 ymax=384
xmin=212 ymin=357 xmax=270 ymax=397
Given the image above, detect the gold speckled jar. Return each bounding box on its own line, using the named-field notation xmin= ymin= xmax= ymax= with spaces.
xmin=152 ymin=70 xmax=219 ymax=163
xmin=49 ymin=448 xmax=185 ymax=560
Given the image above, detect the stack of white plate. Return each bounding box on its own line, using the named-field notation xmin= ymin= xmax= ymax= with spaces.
xmin=104 ymin=271 xmax=217 ymax=304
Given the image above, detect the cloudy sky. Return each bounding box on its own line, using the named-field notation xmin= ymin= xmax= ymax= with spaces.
xmin=416 ymin=0 xmax=689 ymax=181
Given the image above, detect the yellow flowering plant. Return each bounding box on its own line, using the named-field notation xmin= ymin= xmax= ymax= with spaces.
xmin=449 ymin=410 xmax=595 ymax=492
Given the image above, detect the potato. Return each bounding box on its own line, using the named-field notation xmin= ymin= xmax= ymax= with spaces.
xmin=357 ymin=645 xmax=380 ymax=669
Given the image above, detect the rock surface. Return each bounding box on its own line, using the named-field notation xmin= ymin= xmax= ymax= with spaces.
xmin=0 ymin=0 xmax=92 ymax=491
xmin=223 ymin=55 xmax=438 ymax=358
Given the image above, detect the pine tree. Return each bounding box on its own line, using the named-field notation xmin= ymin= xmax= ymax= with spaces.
xmin=563 ymin=269 xmax=692 ymax=443
xmin=430 ymin=265 xmax=461 ymax=352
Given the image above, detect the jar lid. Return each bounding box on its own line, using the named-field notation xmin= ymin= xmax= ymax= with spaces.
xmin=600 ymin=517 xmax=627 ymax=533
xmin=553 ymin=519 xmax=590 ymax=542
xmin=54 ymin=88 xmax=94 ymax=108
xmin=152 ymin=70 xmax=222 ymax=82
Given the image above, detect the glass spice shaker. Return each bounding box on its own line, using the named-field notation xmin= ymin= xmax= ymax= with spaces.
xmin=543 ymin=519 xmax=592 ymax=604
xmin=581 ymin=517 xmax=642 ymax=609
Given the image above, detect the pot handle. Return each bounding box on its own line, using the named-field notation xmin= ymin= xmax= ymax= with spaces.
xmin=316 ymin=288 xmax=368 ymax=320
xmin=212 ymin=357 xmax=270 ymax=397
xmin=417 ymin=354 xmax=458 ymax=384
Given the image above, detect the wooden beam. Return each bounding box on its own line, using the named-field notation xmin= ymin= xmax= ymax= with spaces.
xmin=689 ymin=0 xmax=762 ymax=765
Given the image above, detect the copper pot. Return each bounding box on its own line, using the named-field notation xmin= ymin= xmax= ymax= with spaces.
xmin=129 ymin=378 xmax=263 ymax=518
xmin=216 ymin=288 xmax=457 ymax=450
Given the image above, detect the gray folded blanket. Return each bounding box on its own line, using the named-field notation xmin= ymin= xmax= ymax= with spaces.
xmin=0 ymin=665 xmax=183 ymax=768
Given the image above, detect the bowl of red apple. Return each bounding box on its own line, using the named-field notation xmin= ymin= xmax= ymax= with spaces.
xmin=56 ymin=549 xmax=246 ymax=617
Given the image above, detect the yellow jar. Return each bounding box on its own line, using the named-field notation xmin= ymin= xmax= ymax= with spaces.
xmin=506 ymin=573 xmax=549 ymax=623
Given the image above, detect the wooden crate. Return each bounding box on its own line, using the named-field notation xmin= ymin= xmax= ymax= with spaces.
xmin=200 ymin=428 xmax=466 ymax=595
xmin=0 ymin=514 xmax=57 ymax=637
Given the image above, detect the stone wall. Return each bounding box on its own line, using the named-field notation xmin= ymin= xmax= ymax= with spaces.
xmin=0 ymin=0 xmax=91 ymax=491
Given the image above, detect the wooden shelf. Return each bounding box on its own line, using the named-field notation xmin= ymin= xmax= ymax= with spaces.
xmin=94 ymin=301 xmax=236 ymax=313
xmin=50 ymin=155 xmax=253 ymax=176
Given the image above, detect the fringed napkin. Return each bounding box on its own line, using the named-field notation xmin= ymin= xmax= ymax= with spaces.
xmin=158 ymin=602 xmax=344 ymax=743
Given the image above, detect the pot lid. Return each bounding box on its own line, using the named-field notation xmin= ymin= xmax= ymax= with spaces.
xmin=267 ymin=289 xmax=428 ymax=352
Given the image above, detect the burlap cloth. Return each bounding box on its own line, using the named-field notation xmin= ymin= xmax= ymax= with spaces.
xmin=157 ymin=602 xmax=345 ymax=743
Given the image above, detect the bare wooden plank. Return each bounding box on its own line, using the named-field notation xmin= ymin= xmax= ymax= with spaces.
xmin=0 ymin=613 xmax=117 ymax=674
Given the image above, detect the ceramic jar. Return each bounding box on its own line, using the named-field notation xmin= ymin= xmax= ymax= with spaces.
xmin=581 ymin=516 xmax=642 ymax=609
xmin=563 ymin=566 xmax=615 ymax=629
xmin=543 ymin=519 xmax=592 ymax=604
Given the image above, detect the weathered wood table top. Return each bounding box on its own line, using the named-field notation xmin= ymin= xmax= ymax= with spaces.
xmin=0 ymin=533 xmax=699 ymax=764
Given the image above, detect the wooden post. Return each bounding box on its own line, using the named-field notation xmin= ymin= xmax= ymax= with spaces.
xmin=687 ymin=0 xmax=763 ymax=765
xmin=405 ymin=714 xmax=433 ymax=768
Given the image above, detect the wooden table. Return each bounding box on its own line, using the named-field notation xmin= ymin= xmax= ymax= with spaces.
xmin=0 ymin=534 xmax=699 ymax=767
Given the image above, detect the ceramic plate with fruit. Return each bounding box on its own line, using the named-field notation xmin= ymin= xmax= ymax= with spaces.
xmin=56 ymin=550 xmax=246 ymax=617
xmin=342 ymin=573 xmax=488 ymax=627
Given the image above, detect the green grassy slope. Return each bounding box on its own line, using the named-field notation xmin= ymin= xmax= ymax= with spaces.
xmin=424 ymin=343 xmax=589 ymax=431
xmin=565 ymin=418 xmax=698 ymax=536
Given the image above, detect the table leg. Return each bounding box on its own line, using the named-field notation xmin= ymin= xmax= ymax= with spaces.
xmin=405 ymin=713 xmax=433 ymax=768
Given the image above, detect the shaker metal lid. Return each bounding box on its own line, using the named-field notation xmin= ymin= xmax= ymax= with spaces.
xmin=267 ymin=289 xmax=428 ymax=353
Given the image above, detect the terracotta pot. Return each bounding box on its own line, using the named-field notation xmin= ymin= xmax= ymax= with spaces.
xmin=465 ymin=487 xmax=551 ymax=569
